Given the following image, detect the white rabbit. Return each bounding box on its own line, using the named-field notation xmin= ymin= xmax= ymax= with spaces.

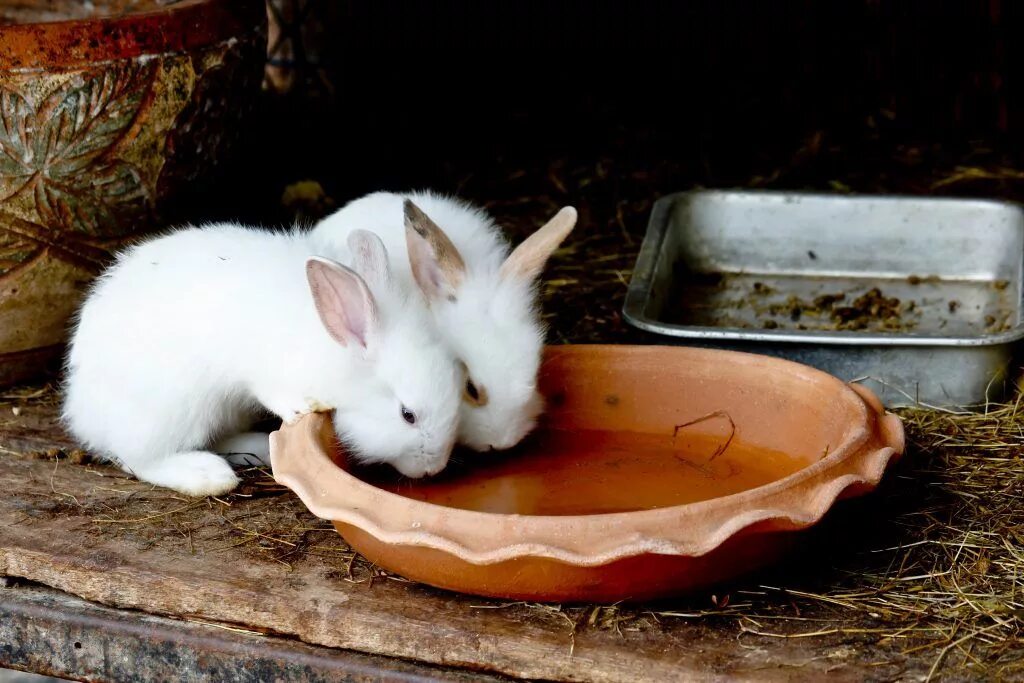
xmin=311 ymin=192 xmax=576 ymax=452
xmin=62 ymin=223 xmax=462 ymax=496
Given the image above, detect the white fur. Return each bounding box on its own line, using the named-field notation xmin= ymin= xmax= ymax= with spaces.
xmin=311 ymin=192 xmax=548 ymax=451
xmin=63 ymin=223 xmax=461 ymax=496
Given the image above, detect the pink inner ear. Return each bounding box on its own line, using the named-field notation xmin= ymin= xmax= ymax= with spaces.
xmin=407 ymin=227 xmax=448 ymax=300
xmin=500 ymin=206 xmax=578 ymax=282
xmin=306 ymin=259 xmax=377 ymax=348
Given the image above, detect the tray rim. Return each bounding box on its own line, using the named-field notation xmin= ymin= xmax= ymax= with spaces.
xmin=623 ymin=189 xmax=1024 ymax=348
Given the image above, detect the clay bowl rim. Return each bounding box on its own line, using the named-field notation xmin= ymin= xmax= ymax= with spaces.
xmin=271 ymin=344 xmax=906 ymax=568
xmin=0 ymin=0 xmax=265 ymax=70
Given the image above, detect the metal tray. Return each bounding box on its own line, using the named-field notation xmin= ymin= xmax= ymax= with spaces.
xmin=623 ymin=190 xmax=1024 ymax=407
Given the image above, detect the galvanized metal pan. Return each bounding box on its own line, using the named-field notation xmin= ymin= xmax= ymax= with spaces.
xmin=623 ymin=190 xmax=1024 ymax=407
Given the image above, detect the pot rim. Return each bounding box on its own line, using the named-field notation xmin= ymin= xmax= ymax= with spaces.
xmin=271 ymin=345 xmax=905 ymax=567
xmin=0 ymin=0 xmax=266 ymax=70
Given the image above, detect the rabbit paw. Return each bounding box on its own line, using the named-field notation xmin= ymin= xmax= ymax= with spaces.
xmin=133 ymin=451 xmax=240 ymax=496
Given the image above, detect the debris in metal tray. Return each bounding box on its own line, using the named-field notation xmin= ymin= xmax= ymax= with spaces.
xmin=832 ymin=288 xmax=904 ymax=331
xmin=668 ymin=270 xmax=1014 ymax=335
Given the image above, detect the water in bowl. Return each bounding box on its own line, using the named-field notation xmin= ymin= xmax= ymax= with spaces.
xmin=355 ymin=428 xmax=809 ymax=516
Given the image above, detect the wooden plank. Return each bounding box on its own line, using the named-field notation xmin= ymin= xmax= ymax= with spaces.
xmin=0 ymin=582 xmax=504 ymax=682
xmin=0 ymin=393 xmax=925 ymax=682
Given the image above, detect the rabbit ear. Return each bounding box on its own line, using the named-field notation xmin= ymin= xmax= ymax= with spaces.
xmin=500 ymin=206 xmax=577 ymax=282
xmin=306 ymin=256 xmax=378 ymax=349
xmin=347 ymin=229 xmax=392 ymax=288
xmin=404 ymin=199 xmax=466 ymax=302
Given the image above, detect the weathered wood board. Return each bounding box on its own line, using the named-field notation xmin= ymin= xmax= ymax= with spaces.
xmin=1 ymin=581 xmax=506 ymax=682
xmin=0 ymin=391 xmax=938 ymax=682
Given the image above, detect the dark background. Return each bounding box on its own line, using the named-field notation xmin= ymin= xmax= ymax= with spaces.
xmin=178 ymin=0 xmax=1024 ymax=340
xmin=217 ymin=0 xmax=1020 ymax=212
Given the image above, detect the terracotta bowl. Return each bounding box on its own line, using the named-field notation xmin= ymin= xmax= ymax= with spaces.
xmin=0 ymin=0 xmax=266 ymax=386
xmin=272 ymin=345 xmax=905 ymax=603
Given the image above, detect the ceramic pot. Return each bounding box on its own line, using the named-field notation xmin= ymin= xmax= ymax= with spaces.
xmin=0 ymin=1 xmax=266 ymax=386
xmin=272 ymin=345 xmax=905 ymax=603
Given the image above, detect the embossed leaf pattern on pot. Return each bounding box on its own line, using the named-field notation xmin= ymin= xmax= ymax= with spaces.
xmin=0 ymin=222 xmax=34 ymax=275
xmin=0 ymin=89 xmax=38 ymax=276
xmin=0 ymin=64 xmax=157 ymax=279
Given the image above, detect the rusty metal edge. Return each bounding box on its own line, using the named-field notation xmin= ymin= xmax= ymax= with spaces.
xmin=0 ymin=581 xmax=509 ymax=683
xmin=0 ymin=0 xmax=268 ymax=70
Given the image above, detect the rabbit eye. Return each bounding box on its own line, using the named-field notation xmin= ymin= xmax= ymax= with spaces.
xmin=401 ymin=405 xmax=416 ymax=425
xmin=462 ymin=379 xmax=489 ymax=407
